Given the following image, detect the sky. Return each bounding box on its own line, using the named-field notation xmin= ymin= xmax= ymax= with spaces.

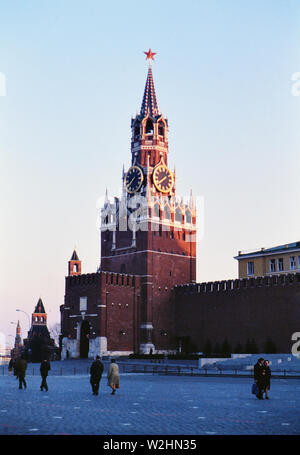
xmin=0 ymin=0 xmax=300 ymax=346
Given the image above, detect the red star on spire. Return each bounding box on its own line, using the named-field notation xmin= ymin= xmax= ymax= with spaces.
xmin=144 ymin=48 xmax=156 ymax=61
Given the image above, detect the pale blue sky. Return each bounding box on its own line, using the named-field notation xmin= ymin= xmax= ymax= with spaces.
xmin=0 ymin=0 xmax=300 ymax=344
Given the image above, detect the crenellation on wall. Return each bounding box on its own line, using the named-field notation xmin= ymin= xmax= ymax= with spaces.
xmin=67 ymin=271 xmax=140 ymax=289
xmin=174 ymin=273 xmax=300 ymax=296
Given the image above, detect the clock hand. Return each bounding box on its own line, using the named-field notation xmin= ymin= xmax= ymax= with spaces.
xmin=128 ymin=176 xmax=136 ymax=186
xmin=158 ymin=176 xmax=168 ymax=184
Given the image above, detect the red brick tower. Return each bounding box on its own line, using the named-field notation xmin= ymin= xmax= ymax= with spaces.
xmin=14 ymin=320 xmax=22 ymax=347
xmin=100 ymin=50 xmax=196 ymax=353
xmin=68 ymin=250 xmax=82 ymax=276
xmin=32 ymin=298 xmax=47 ymax=326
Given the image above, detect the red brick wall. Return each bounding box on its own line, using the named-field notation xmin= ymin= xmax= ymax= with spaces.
xmin=174 ymin=274 xmax=300 ymax=353
xmin=101 ymin=273 xmax=141 ymax=352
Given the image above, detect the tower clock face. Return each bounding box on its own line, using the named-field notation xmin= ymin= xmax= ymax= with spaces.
xmin=125 ymin=165 xmax=144 ymax=193
xmin=153 ymin=164 xmax=174 ymax=193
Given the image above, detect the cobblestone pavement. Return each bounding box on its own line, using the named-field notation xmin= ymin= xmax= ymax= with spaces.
xmin=0 ymin=368 xmax=299 ymax=435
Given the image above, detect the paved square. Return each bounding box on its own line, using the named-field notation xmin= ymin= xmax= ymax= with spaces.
xmin=0 ymin=365 xmax=299 ymax=435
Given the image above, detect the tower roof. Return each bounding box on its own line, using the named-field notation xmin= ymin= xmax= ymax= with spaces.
xmin=140 ymin=64 xmax=160 ymax=118
xmin=70 ymin=250 xmax=79 ymax=261
xmin=34 ymin=298 xmax=46 ymax=314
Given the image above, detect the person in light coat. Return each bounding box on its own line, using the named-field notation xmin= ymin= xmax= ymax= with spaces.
xmin=107 ymin=359 xmax=120 ymax=395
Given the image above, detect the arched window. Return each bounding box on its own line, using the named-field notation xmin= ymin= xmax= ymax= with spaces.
xmin=175 ymin=207 xmax=182 ymax=223
xmin=145 ymin=118 xmax=153 ymax=135
xmin=158 ymin=122 xmax=164 ymax=137
xmin=73 ymin=264 xmax=78 ymax=273
xmin=185 ymin=210 xmax=192 ymax=224
xmin=134 ymin=125 xmax=140 ymax=138
xmin=164 ymin=205 xmax=171 ymax=220
xmin=153 ymin=203 xmax=160 ymax=218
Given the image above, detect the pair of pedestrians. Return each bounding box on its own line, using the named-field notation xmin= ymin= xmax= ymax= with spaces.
xmin=11 ymin=356 xmax=51 ymax=392
xmin=90 ymin=357 xmax=120 ymax=396
xmin=253 ymin=358 xmax=271 ymax=400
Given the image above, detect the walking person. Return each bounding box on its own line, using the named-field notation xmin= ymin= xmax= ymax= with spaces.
xmin=8 ymin=358 xmax=15 ymax=376
xmin=40 ymin=358 xmax=51 ymax=391
xmin=107 ymin=359 xmax=120 ymax=395
xmin=90 ymin=355 xmax=104 ymax=396
xmin=254 ymin=357 xmax=265 ymax=400
xmin=263 ymin=359 xmax=271 ymax=399
xmin=15 ymin=355 xmax=27 ymax=390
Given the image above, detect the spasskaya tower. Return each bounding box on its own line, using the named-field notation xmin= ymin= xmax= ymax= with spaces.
xmin=100 ymin=50 xmax=196 ymax=353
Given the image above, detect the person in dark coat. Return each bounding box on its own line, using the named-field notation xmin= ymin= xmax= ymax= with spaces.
xmin=263 ymin=359 xmax=271 ymax=399
xmin=9 ymin=357 xmax=18 ymax=378
xmin=90 ymin=355 xmax=104 ymax=396
xmin=15 ymin=355 xmax=27 ymax=390
xmin=40 ymin=359 xmax=51 ymax=391
xmin=254 ymin=357 xmax=265 ymax=400
xmin=8 ymin=358 xmax=15 ymax=376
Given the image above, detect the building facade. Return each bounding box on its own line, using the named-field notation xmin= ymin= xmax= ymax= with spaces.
xmin=235 ymin=241 xmax=300 ymax=278
xmin=60 ymin=51 xmax=196 ymax=358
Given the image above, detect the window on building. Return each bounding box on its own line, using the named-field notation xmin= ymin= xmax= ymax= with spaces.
xmin=164 ymin=205 xmax=171 ymax=220
xmin=73 ymin=264 xmax=78 ymax=273
xmin=80 ymin=297 xmax=87 ymax=312
xmin=278 ymin=258 xmax=284 ymax=271
xmin=153 ymin=203 xmax=160 ymax=219
xmin=175 ymin=208 xmax=182 ymax=223
xmin=290 ymin=256 xmax=296 ymax=270
xmin=134 ymin=125 xmax=140 ymax=138
xmin=247 ymin=262 xmax=254 ymax=276
xmin=185 ymin=210 xmax=192 ymax=224
xmin=298 ymin=256 xmax=300 ymax=269
xmin=145 ymin=118 xmax=153 ymax=135
xmin=158 ymin=122 xmax=164 ymax=137
xmin=269 ymin=259 xmax=276 ymax=273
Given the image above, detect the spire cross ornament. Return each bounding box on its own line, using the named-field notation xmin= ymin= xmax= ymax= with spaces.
xmin=144 ymin=48 xmax=156 ymax=66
